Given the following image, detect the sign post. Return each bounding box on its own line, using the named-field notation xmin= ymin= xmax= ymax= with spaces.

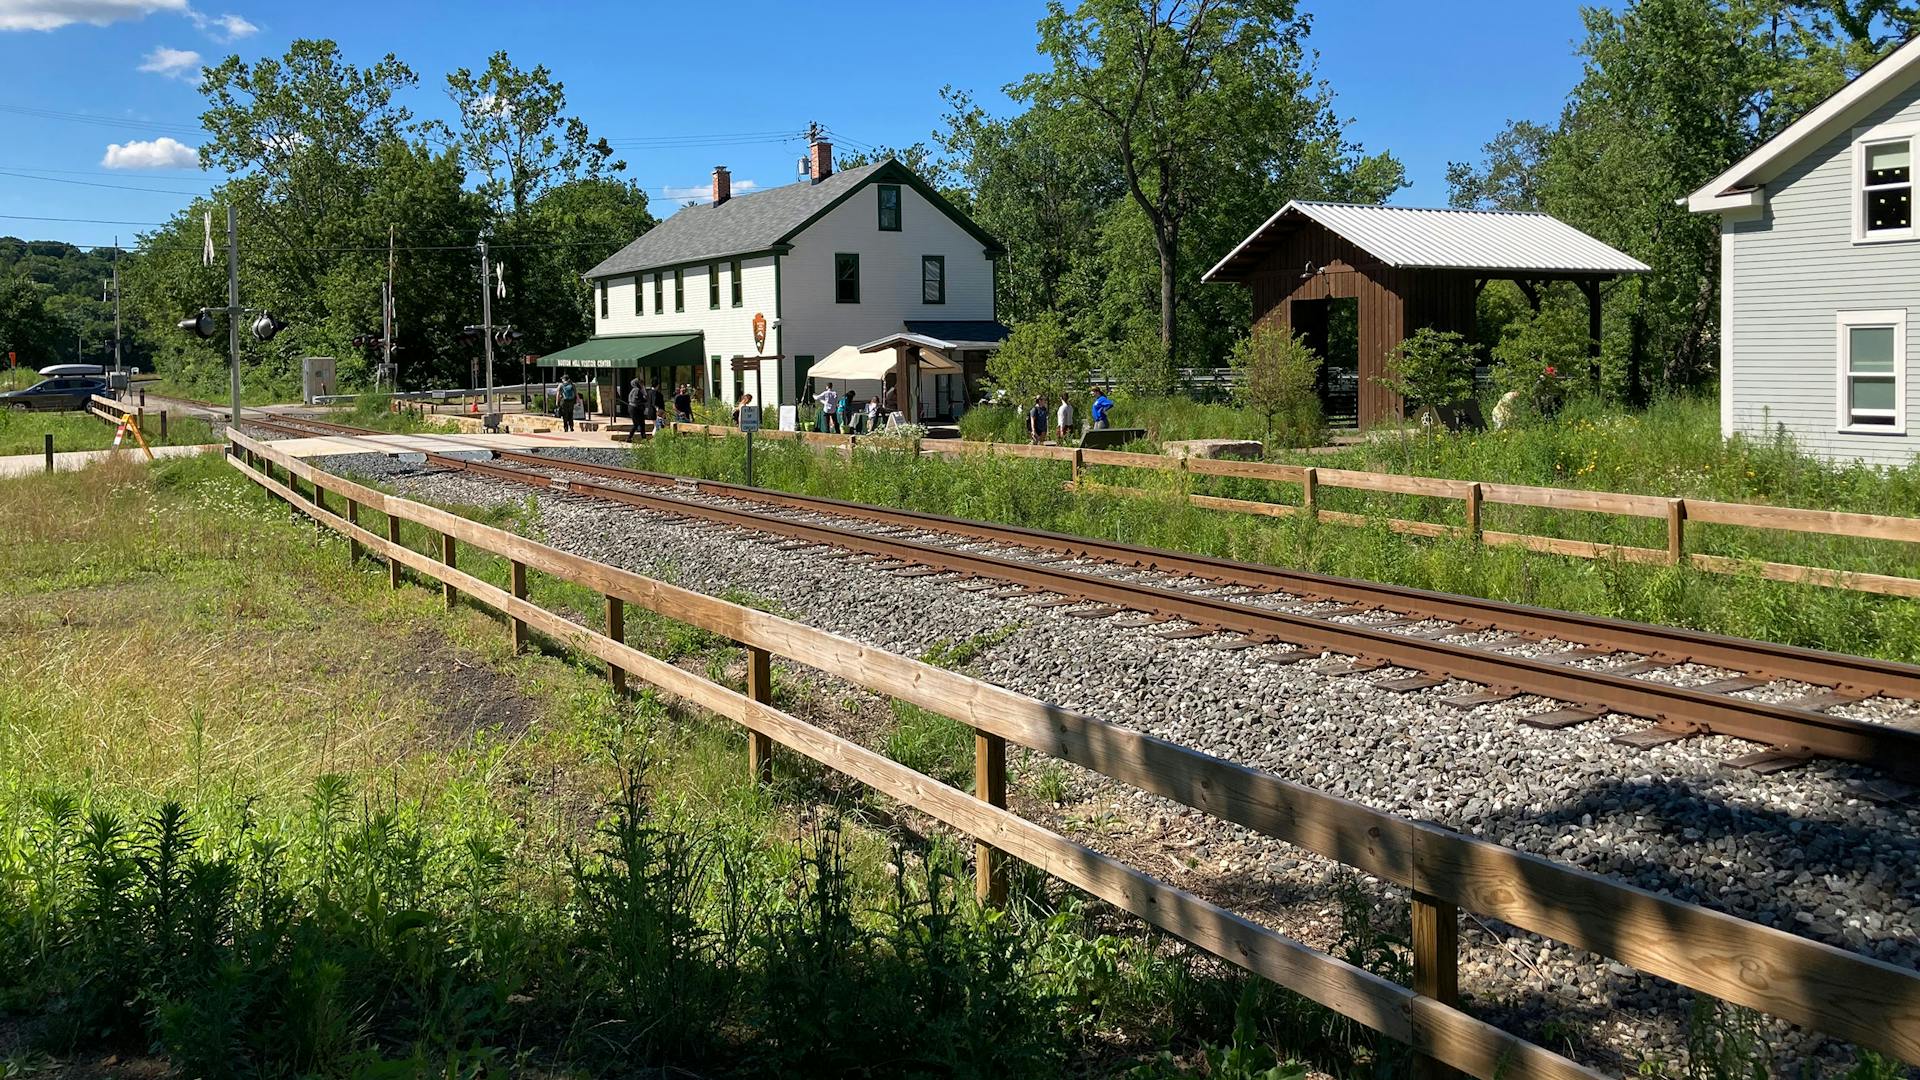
xmin=738 ymin=403 xmax=761 ymax=487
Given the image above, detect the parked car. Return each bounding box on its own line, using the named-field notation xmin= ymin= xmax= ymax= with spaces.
xmin=1 ymin=375 xmax=110 ymax=411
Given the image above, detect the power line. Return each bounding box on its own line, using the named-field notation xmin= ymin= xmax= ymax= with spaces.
xmin=0 ymin=169 xmax=210 ymax=196
xmin=0 ymin=213 xmax=170 ymax=226
xmin=0 ymin=102 xmax=202 ymax=137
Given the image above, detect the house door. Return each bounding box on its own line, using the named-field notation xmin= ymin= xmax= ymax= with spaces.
xmin=1292 ymin=297 xmax=1359 ymax=428
xmin=934 ymin=373 xmax=960 ymax=419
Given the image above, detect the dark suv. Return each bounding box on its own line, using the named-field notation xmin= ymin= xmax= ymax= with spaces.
xmin=0 ymin=376 xmax=111 ymax=412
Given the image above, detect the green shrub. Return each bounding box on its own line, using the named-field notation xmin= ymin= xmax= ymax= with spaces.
xmin=1381 ymin=327 xmax=1477 ymax=420
xmin=1228 ymin=327 xmax=1322 ymax=443
xmin=989 ymin=312 xmax=1090 ymax=403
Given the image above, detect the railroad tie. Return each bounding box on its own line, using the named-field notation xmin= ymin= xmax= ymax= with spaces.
xmin=1376 ymin=673 xmax=1449 ymax=693
xmin=1724 ymin=748 xmax=1812 ymax=774
xmin=1520 ymin=706 xmax=1606 ymax=730
xmin=1781 ymin=688 xmax=1872 ymax=713
xmin=1440 ymin=688 xmax=1521 ymax=710
xmin=1320 ymin=658 xmax=1386 ymax=677
xmin=1690 ymin=675 xmax=1770 ymax=694
xmin=1612 ymin=724 xmax=1696 ymax=750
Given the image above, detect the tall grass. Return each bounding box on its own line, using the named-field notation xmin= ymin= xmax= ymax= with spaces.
xmin=628 ymin=428 xmax=1920 ymax=662
xmin=959 ymin=394 xmax=1321 ymax=449
xmin=0 ymin=405 xmax=217 ymax=456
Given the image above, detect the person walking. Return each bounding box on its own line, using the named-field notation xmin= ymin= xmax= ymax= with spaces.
xmin=650 ymin=383 xmax=667 ymax=435
xmin=626 ymin=377 xmax=644 ymax=441
xmin=1055 ymin=393 xmax=1076 ymax=443
xmin=673 ymin=384 xmax=693 ymax=424
xmin=814 ymin=378 xmax=837 ymax=428
xmin=1091 ymin=390 xmax=1114 ymax=431
xmin=558 ymin=374 xmax=577 ymax=433
xmin=835 ymin=389 xmax=853 ymax=434
xmin=864 ymin=397 xmax=880 ymax=434
xmin=1028 ymin=395 xmax=1048 ymax=444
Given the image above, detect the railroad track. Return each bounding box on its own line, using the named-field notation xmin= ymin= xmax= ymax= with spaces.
xmin=238 ymin=411 xmax=1920 ymax=783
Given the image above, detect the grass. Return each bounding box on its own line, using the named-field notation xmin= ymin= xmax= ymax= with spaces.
xmin=960 ymin=394 xmax=1322 ymax=449
xmin=0 ymin=405 xmax=218 ymax=456
xmin=0 ymin=451 xmax=1429 ymax=1077
xmin=625 ymin=423 xmax=1920 ymax=664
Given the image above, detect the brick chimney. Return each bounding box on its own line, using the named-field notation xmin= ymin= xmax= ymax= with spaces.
xmin=808 ymin=137 xmax=833 ymax=184
xmin=712 ymin=165 xmax=731 ymax=206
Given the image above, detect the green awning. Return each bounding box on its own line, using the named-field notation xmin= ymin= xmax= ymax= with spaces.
xmin=540 ymin=332 xmax=704 ymax=369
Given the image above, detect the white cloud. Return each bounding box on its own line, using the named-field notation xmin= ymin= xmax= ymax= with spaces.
xmin=185 ymin=7 xmax=252 ymax=39
xmin=101 ymin=135 xmax=198 ymax=169
xmin=136 ymin=44 xmax=199 ymax=78
xmin=662 ymin=179 xmax=759 ymax=203
xmin=0 ymin=0 xmax=186 ymax=31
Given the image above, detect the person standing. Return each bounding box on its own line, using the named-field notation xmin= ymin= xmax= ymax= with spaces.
xmin=1091 ymin=390 xmax=1114 ymax=431
xmin=1055 ymin=393 xmax=1076 ymax=443
xmin=558 ymin=374 xmax=577 ymax=433
xmin=650 ymin=383 xmax=667 ymax=435
xmin=1028 ymin=395 xmax=1048 ymax=444
xmin=835 ymin=389 xmax=852 ymax=433
xmin=673 ymin=384 xmax=693 ymax=424
xmin=814 ymin=382 xmax=839 ymax=433
xmin=626 ymin=377 xmax=644 ymax=441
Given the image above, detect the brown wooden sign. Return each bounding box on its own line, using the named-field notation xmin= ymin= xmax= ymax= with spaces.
xmin=730 ymin=356 xmax=760 ymax=372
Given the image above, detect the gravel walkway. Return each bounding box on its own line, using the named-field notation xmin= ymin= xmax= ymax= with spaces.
xmin=321 ymin=449 xmax=1920 ymax=1074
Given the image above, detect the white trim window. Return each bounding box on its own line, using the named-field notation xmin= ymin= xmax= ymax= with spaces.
xmin=1854 ymin=125 xmax=1917 ymax=241
xmin=1836 ymin=309 xmax=1906 ymax=433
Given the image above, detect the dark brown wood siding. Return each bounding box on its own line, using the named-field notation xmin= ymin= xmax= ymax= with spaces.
xmin=1240 ymin=220 xmax=1478 ymax=429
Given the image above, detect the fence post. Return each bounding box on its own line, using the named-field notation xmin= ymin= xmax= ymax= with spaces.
xmin=1072 ymin=447 xmax=1083 ymax=487
xmin=160 ymin=410 xmax=168 ymax=439
xmin=43 ymin=433 xmax=53 ymax=474
xmin=1464 ymin=482 xmax=1483 ymax=544
xmin=439 ymin=533 xmax=457 ymax=607
xmin=1667 ymin=498 xmax=1687 ymax=567
xmin=346 ymin=500 xmax=363 ymax=563
xmin=1303 ymin=467 xmax=1319 ymax=520
xmin=509 ymin=560 xmax=529 ymax=652
xmin=746 ymin=645 xmax=774 ymax=785
xmin=386 ymin=514 xmax=403 ymax=589
xmin=974 ymin=730 xmax=1008 ymax=908
xmin=605 ymin=596 xmax=627 ymax=694
xmin=1411 ymin=892 xmax=1460 ymax=1080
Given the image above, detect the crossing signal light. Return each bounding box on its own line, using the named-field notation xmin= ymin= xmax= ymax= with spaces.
xmin=457 ymin=325 xmax=483 ymax=348
xmin=176 ymin=310 xmax=216 ymax=339
xmin=250 ymin=311 xmax=287 ymax=343
xmin=493 ymin=325 xmax=523 ymax=349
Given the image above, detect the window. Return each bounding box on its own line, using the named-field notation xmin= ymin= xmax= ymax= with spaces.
xmin=877 ymin=184 xmax=901 ymax=231
xmin=598 ymin=279 xmax=608 ymax=318
xmin=921 ymin=255 xmax=945 ymax=304
xmin=634 ymin=274 xmax=643 ymax=316
xmin=730 ymin=259 xmax=743 ymax=307
xmin=708 ymin=263 xmax=721 ymax=309
xmin=674 ymin=269 xmax=684 ymax=312
xmin=1838 ymin=310 xmax=1906 ymax=433
xmin=834 ymin=253 xmax=860 ymax=304
xmin=1855 ymin=128 xmax=1916 ymax=241
xmin=654 ymin=273 xmax=663 ymax=314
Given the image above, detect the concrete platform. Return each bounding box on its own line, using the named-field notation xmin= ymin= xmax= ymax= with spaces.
xmin=262 ymin=429 xmax=637 ymax=459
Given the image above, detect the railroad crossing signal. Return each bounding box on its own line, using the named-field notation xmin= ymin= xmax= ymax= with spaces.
xmin=177 ymin=310 xmax=216 ymax=339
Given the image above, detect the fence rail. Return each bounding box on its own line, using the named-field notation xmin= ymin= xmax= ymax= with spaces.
xmin=670 ymin=423 xmax=1920 ymax=600
xmin=226 ymin=430 xmax=1920 ymax=1071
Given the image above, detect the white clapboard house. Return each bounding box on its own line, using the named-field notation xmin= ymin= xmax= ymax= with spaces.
xmin=545 ymin=135 xmax=1007 ymax=421
xmin=1690 ymin=35 xmax=1920 ymax=465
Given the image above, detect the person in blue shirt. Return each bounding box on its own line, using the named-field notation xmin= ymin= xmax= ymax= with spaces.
xmin=1091 ymin=391 xmax=1114 ymax=430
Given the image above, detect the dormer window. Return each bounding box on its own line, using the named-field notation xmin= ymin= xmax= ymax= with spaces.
xmin=1854 ymin=126 xmax=1917 ymax=241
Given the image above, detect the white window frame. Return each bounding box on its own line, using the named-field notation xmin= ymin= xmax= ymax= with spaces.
xmin=1836 ymin=309 xmax=1906 ymax=435
xmin=1851 ymin=122 xmax=1919 ymax=243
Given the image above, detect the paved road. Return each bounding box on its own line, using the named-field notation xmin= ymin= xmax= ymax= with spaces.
xmin=0 ymin=443 xmax=225 ymax=479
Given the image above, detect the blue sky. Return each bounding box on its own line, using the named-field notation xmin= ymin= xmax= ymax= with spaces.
xmin=0 ymin=0 xmax=1600 ymax=250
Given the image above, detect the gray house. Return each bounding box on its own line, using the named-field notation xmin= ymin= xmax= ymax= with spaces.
xmin=1690 ymin=36 xmax=1920 ymax=466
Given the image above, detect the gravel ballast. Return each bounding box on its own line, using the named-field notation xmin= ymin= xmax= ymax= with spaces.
xmin=319 ymin=448 xmax=1920 ymax=1073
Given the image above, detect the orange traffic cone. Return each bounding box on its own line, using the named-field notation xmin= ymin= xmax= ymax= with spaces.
xmin=469 ymin=399 xmax=479 ymax=415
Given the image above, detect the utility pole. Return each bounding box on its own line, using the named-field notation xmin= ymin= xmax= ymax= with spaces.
xmin=383 ymin=224 xmax=396 ymax=392
xmin=226 ymin=206 xmax=242 ymax=424
xmin=111 ymin=239 xmax=122 ymax=381
xmin=478 ymin=235 xmax=496 ymax=415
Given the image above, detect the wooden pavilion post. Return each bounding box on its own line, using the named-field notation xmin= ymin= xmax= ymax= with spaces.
xmin=1581 ymin=279 xmax=1603 ymax=387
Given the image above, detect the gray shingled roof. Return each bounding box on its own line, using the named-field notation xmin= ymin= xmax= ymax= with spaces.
xmin=587 ymin=162 xmax=889 ymax=279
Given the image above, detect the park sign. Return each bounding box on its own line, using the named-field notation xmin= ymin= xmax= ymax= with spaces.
xmin=753 ymin=312 xmax=767 ymax=353
xmin=738 ymin=405 xmax=762 ymax=432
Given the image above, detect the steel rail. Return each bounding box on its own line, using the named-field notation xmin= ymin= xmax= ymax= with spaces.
xmin=483 ymin=447 xmax=1920 ymax=703
xmin=418 ymin=449 xmax=1920 ymax=782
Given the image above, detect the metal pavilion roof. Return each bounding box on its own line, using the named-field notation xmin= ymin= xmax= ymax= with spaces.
xmin=1202 ymin=201 xmax=1651 ymax=282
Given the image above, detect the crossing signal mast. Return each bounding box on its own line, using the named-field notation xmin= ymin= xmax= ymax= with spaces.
xmin=173 ymin=206 xmax=288 ymax=423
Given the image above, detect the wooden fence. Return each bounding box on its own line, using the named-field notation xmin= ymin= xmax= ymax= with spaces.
xmin=88 ymin=393 xmax=171 ymax=441
xmin=670 ymin=423 xmax=1920 ymax=600
xmin=227 ymin=429 xmax=1920 ymax=1072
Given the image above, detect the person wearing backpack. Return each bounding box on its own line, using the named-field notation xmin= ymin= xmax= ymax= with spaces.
xmin=558 ymin=375 xmax=577 ymax=433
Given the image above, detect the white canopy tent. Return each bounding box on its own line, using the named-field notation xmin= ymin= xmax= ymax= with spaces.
xmin=805 ymin=343 xmax=956 ymax=383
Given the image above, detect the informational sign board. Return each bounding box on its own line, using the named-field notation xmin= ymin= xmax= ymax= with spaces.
xmin=777 ymin=404 xmax=797 ymax=432
xmin=738 ymin=405 xmax=762 ymax=432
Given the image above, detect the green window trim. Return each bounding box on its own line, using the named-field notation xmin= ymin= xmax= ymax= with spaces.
xmin=708 ymin=262 xmax=721 ymax=310
xmin=710 ymin=355 xmax=722 ymax=401
xmin=598 ymin=279 xmax=608 ymax=318
xmin=921 ymin=255 xmax=945 ymax=305
xmin=877 ymin=184 xmax=901 ymax=231
xmin=674 ymin=269 xmax=685 ymax=313
xmin=730 ymin=258 xmax=743 ymax=307
xmin=634 ymin=274 xmax=643 ymax=316
xmin=654 ymin=273 xmax=663 ymax=314
xmin=834 ymin=253 xmax=860 ymax=304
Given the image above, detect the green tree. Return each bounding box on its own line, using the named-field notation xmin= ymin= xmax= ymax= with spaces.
xmin=1017 ymin=0 xmax=1403 ymax=365
xmin=988 ymin=312 xmax=1089 ymax=403
xmin=1228 ymin=325 xmax=1319 ymax=442
xmin=1380 ymin=328 xmax=1478 ymax=419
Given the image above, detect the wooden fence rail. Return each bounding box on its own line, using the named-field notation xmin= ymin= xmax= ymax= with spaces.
xmin=670 ymin=424 xmax=1920 ymax=600
xmin=227 ymin=430 xmax=1920 ymax=1070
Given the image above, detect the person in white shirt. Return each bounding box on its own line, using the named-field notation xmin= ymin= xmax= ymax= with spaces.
xmin=1055 ymin=395 xmax=1076 ymax=442
xmin=813 ymin=383 xmax=840 ymax=433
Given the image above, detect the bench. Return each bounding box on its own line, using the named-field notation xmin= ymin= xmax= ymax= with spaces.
xmin=1078 ymin=427 xmax=1147 ymax=450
